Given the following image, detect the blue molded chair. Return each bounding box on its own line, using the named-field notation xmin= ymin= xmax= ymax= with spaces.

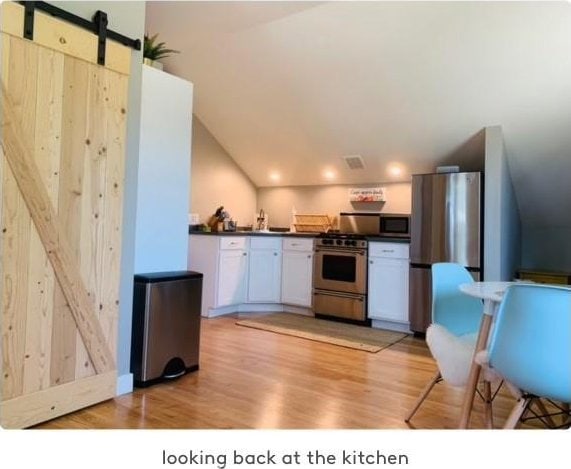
xmin=405 ymin=263 xmax=487 ymax=423
xmin=485 ymin=284 xmax=571 ymax=429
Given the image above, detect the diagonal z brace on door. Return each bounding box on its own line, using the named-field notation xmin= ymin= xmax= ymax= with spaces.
xmin=0 ymin=81 xmax=116 ymax=374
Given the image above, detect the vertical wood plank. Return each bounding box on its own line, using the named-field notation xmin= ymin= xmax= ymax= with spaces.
xmin=22 ymin=47 xmax=64 ymax=393
xmin=1 ymin=36 xmax=37 ymax=400
xmin=76 ymin=63 xmax=108 ymax=379
xmin=50 ymin=56 xmax=90 ymax=386
xmin=98 ymin=69 xmax=128 ymax=354
xmin=0 ymin=34 xmax=9 ymax=398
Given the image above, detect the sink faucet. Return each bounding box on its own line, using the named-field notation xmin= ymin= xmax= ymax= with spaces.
xmin=257 ymin=209 xmax=267 ymax=231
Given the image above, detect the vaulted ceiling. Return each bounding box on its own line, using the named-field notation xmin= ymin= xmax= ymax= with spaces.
xmin=146 ymin=1 xmax=571 ymax=227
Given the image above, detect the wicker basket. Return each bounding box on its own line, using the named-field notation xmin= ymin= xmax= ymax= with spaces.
xmin=293 ymin=214 xmax=332 ymax=233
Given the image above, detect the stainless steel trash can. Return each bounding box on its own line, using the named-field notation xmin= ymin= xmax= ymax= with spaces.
xmin=131 ymin=271 xmax=203 ymax=387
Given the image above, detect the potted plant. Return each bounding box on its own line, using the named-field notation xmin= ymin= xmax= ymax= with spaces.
xmin=143 ymin=33 xmax=179 ymax=70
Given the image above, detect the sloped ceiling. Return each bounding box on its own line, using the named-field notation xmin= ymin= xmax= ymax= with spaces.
xmin=146 ymin=1 xmax=571 ymax=227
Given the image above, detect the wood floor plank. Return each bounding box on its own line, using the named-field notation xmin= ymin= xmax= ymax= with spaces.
xmin=35 ymin=315 xmax=551 ymax=430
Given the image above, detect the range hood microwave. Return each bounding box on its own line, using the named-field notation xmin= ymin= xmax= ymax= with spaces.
xmin=339 ymin=212 xmax=410 ymax=237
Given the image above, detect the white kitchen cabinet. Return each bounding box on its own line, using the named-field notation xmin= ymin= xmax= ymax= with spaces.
xmin=188 ymin=235 xmax=249 ymax=316
xmin=281 ymin=238 xmax=314 ymax=307
xmin=218 ymin=247 xmax=249 ymax=307
xmin=248 ymin=237 xmax=282 ymax=303
xmin=368 ymin=242 xmax=410 ymax=327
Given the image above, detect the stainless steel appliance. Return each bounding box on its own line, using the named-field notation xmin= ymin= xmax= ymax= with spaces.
xmin=313 ymin=234 xmax=369 ymax=324
xmin=339 ymin=212 xmax=380 ymax=235
xmin=379 ymin=213 xmax=411 ymax=238
xmin=409 ymin=172 xmax=483 ymax=333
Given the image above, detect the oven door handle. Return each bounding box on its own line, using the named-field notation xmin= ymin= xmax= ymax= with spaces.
xmin=314 ymin=248 xmax=366 ymax=256
xmin=313 ymin=290 xmax=365 ymax=301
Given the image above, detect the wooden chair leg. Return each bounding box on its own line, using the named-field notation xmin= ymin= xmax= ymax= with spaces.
xmin=562 ymin=403 xmax=570 ymax=427
xmin=503 ymin=397 xmax=532 ymax=429
xmin=532 ymin=398 xmax=556 ymax=428
xmin=405 ymin=371 xmax=441 ymax=423
xmin=483 ymin=380 xmax=493 ymax=429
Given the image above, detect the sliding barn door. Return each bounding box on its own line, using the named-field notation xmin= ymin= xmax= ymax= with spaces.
xmin=1 ymin=2 xmax=130 ymax=428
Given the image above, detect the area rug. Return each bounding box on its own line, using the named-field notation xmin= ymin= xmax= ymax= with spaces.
xmin=235 ymin=313 xmax=407 ymax=352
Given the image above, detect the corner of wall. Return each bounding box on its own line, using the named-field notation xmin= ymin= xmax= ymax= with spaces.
xmin=483 ymin=126 xmax=522 ymax=281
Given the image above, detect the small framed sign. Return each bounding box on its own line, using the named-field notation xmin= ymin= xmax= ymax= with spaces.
xmin=349 ymin=187 xmax=385 ymax=202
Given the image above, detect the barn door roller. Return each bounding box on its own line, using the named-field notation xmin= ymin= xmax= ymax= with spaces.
xmin=18 ymin=1 xmax=141 ymax=65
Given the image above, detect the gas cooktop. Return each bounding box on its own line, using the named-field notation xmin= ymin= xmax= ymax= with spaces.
xmin=316 ymin=232 xmax=368 ymax=248
xmin=317 ymin=232 xmax=367 ymax=240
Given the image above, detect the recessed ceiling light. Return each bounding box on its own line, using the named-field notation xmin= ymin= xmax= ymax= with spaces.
xmin=388 ymin=164 xmax=403 ymax=177
xmin=323 ymin=169 xmax=336 ymax=180
xmin=269 ymin=172 xmax=281 ymax=182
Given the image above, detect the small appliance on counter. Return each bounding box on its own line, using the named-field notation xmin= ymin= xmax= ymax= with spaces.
xmin=256 ymin=209 xmax=269 ymax=231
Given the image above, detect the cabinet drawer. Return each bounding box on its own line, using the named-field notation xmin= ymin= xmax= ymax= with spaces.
xmin=250 ymin=236 xmax=281 ymax=250
xmin=219 ymin=236 xmax=248 ymax=250
xmin=282 ymin=237 xmax=314 ymax=252
xmin=369 ymin=242 xmax=409 ymax=259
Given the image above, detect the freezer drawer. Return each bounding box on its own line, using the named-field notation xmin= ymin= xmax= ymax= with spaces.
xmin=313 ymin=289 xmax=367 ymax=322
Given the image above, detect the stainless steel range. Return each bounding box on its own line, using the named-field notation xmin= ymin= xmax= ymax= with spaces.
xmin=313 ymin=233 xmax=369 ymax=324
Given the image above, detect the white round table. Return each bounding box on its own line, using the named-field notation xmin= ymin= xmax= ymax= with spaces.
xmin=459 ymin=281 xmax=515 ymax=314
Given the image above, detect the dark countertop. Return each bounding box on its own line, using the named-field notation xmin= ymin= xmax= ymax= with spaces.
xmin=189 ymin=228 xmax=318 ymax=238
xmin=189 ymin=227 xmax=409 ymax=243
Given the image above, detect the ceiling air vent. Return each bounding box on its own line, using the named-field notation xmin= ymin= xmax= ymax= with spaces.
xmin=342 ymin=155 xmax=365 ymax=170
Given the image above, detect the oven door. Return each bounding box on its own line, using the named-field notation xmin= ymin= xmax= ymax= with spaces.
xmin=313 ymin=247 xmax=367 ymax=295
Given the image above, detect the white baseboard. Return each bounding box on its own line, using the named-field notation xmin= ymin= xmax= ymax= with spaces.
xmin=238 ymin=303 xmax=283 ymax=313
xmin=282 ymin=304 xmax=314 ymax=316
xmin=207 ymin=302 xmax=314 ymax=318
xmin=207 ymin=305 xmax=237 ymax=317
xmin=371 ymin=319 xmax=411 ymax=334
xmin=116 ymin=373 xmax=133 ymax=396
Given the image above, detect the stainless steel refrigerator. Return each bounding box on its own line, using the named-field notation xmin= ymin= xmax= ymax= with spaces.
xmin=409 ymin=172 xmax=483 ymax=333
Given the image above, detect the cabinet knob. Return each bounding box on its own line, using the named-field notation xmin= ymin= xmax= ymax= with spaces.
xmin=370 ymin=260 xmax=374 ymax=264
xmin=274 ymin=252 xmax=278 ymax=256
xmin=382 ymin=249 xmax=394 ymax=253
xmin=307 ymin=255 xmax=311 ymax=259
xmin=243 ymin=252 xmax=247 ymax=256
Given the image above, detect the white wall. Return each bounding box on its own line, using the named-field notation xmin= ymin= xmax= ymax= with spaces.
xmin=257 ymin=183 xmax=412 ymax=229
xmin=190 ymin=117 xmax=257 ymax=226
xmin=484 ymin=126 xmax=522 ymax=281
xmin=51 ymin=1 xmax=145 ymax=394
xmin=135 ymin=66 xmax=193 ymax=273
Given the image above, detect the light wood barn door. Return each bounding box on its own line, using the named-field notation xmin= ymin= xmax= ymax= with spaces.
xmin=0 ymin=2 xmax=130 ymax=428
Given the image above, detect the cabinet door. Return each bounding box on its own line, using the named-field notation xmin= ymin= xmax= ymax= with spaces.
xmin=281 ymin=251 xmax=313 ymax=307
xmin=217 ymin=249 xmax=248 ymax=307
xmin=248 ymin=249 xmax=282 ymax=302
xmin=368 ymin=257 xmax=409 ymax=322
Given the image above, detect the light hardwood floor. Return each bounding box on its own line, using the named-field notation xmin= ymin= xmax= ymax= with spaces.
xmin=37 ymin=315 xmax=548 ymax=429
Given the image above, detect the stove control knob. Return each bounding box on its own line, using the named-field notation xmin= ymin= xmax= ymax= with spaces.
xmin=336 ymin=239 xmax=343 ymax=245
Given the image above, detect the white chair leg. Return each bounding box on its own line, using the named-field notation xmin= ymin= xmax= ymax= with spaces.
xmin=483 ymin=380 xmax=494 ymax=429
xmin=405 ymin=371 xmax=441 ymax=423
xmin=503 ymin=397 xmax=532 ymax=429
